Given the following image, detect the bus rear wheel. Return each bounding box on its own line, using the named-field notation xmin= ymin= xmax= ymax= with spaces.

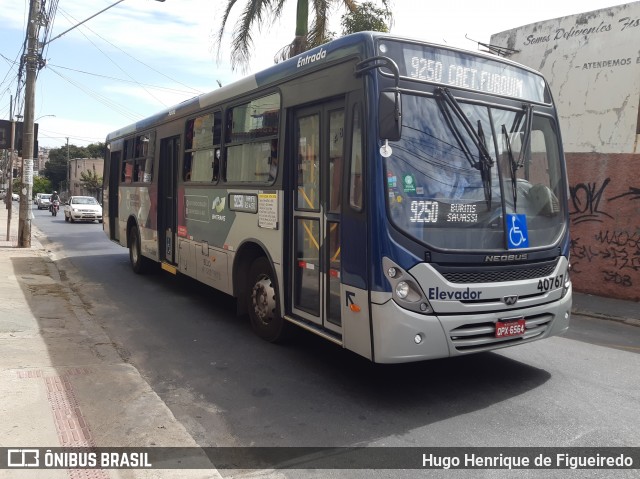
xmin=129 ymin=226 xmax=149 ymax=274
xmin=247 ymin=257 xmax=287 ymax=342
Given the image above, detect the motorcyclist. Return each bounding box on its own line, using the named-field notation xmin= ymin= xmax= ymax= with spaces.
xmin=50 ymin=191 xmax=60 ymax=212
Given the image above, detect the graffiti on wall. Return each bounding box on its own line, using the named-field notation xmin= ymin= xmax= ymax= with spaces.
xmin=569 ymin=178 xmax=640 ymax=291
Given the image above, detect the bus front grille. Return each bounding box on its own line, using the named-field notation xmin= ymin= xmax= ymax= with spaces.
xmin=448 ymin=313 xmax=554 ymax=353
xmin=438 ymin=259 xmax=558 ymax=284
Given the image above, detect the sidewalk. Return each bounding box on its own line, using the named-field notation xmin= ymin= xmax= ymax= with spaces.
xmin=572 ymin=291 xmax=640 ymax=327
xmin=0 ymin=202 xmax=222 ymax=477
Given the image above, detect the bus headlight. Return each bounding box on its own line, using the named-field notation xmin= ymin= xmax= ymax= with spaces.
xmin=396 ymin=281 xmax=409 ymax=299
xmin=383 ymin=257 xmax=433 ymax=315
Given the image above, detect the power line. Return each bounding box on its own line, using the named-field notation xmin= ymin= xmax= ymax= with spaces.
xmin=47 ymin=67 xmax=142 ymax=121
xmin=0 ymin=52 xmax=21 ymax=90
xmin=54 ymin=7 xmax=203 ymax=103
xmin=47 ymin=63 xmax=200 ymax=95
xmin=39 ymin=132 xmax=105 ymax=143
xmin=39 ymin=0 xmax=61 ymax=65
xmin=53 ymin=6 xmax=203 ymax=96
xmin=56 ymin=8 xmax=168 ymax=108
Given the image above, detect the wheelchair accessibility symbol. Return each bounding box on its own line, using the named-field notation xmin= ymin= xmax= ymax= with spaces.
xmin=507 ymin=214 xmax=529 ymax=249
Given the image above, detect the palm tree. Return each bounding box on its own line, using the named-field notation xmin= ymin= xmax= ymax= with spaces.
xmin=341 ymin=1 xmax=392 ymax=35
xmin=215 ymin=0 xmax=358 ymax=72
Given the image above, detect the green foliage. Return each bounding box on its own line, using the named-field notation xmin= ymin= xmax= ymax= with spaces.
xmin=43 ymin=155 xmax=68 ymax=192
xmin=341 ymin=1 xmax=393 ymax=35
xmin=216 ymin=0 xmax=359 ymax=71
xmin=79 ymin=169 xmax=103 ymax=191
xmin=32 ymin=175 xmax=52 ymax=195
xmin=85 ymin=143 xmax=106 ymax=159
xmin=12 ymin=178 xmax=22 ymax=195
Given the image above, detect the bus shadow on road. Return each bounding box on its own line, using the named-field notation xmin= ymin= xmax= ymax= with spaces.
xmin=284 ymin=325 xmax=549 ymax=401
xmin=126 ymin=268 xmax=553 ymax=446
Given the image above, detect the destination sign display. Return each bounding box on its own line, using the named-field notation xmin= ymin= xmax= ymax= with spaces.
xmin=379 ymin=40 xmax=547 ymax=103
xmin=409 ymin=200 xmax=482 ymax=225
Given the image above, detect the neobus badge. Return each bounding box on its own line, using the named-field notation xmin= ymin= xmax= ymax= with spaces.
xmin=297 ymin=48 xmax=327 ymax=68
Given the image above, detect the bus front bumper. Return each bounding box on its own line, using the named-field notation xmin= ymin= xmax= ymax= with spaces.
xmin=370 ymin=286 xmax=572 ymax=363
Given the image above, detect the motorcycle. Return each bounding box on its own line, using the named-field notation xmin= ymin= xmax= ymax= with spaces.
xmin=50 ymin=199 xmax=60 ymax=216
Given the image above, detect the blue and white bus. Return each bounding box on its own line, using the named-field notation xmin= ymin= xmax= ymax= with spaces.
xmin=103 ymin=32 xmax=572 ymax=363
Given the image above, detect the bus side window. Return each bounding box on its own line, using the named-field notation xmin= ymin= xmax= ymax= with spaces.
xmin=224 ymin=92 xmax=280 ymax=183
xmin=133 ymin=162 xmax=141 ymax=182
xmin=183 ymin=155 xmax=192 ymax=181
xmin=142 ymin=132 xmax=155 ymax=182
xmin=213 ymin=149 xmax=220 ymax=182
xmin=268 ymin=140 xmax=278 ymax=181
xmin=183 ymin=120 xmax=194 ymax=181
xmin=184 ymin=112 xmax=220 ymax=183
xmin=121 ymin=161 xmax=133 ymax=184
xmin=349 ymin=105 xmax=363 ymax=210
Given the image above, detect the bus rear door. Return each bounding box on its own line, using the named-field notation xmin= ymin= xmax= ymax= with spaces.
xmin=106 ymin=148 xmax=121 ymax=242
xmin=158 ymin=135 xmax=179 ymax=265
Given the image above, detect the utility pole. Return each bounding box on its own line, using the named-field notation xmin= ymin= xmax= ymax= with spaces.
xmin=5 ymin=96 xmax=16 ymax=241
xmin=13 ymin=0 xmax=165 ymax=246
xmin=66 ymin=137 xmax=70 ymax=198
xmin=18 ymin=0 xmax=42 ymax=248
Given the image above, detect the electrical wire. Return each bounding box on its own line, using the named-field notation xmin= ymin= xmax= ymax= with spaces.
xmin=47 ymin=67 xmax=142 ymax=121
xmin=5 ymin=0 xmax=204 ymax=142
xmin=0 ymin=53 xmax=21 ymax=93
xmin=47 ymin=63 xmax=200 ymax=96
xmin=56 ymin=9 xmax=168 ymax=108
xmin=54 ymin=6 xmax=202 ymax=96
xmin=38 ymin=130 xmax=105 ymax=143
xmin=40 ymin=0 xmax=61 ymax=61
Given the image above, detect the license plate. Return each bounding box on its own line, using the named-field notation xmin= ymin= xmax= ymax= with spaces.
xmin=495 ymin=318 xmax=526 ymax=338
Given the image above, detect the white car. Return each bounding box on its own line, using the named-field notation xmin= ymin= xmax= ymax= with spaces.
xmin=12 ymin=193 xmax=19 ymax=201
xmin=37 ymin=193 xmax=52 ymax=209
xmin=64 ymin=196 xmax=103 ymax=223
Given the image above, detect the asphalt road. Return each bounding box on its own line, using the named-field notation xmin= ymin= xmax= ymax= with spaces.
xmin=32 ymin=206 xmax=640 ymax=478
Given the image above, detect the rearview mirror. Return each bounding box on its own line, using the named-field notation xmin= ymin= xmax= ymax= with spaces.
xmin=379 ymin=91 xmax=402 ymax=141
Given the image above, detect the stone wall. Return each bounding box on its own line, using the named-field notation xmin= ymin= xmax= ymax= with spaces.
xmin=567 ymin=153 xmax=640 ymax=301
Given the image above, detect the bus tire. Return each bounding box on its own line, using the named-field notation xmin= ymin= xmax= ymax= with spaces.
xmin=247 ymin=257 xmax=287 ymax=342
xmin=129 ymin=226 xmax=148 ymax=274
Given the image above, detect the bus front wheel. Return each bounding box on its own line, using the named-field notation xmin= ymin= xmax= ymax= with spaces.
xmin=247 ymin=257 xmax=287 ymax=342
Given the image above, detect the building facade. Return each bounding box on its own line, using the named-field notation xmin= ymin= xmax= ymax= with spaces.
xmin=491 ymin=2 xmax=640 ymax=301
xmin=37 ymin=147 xmax=50 ymax=174
xmin=67 ymin=157 xmax=104 ymax=199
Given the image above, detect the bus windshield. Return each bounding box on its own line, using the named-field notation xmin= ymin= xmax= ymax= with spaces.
xmin=385 ymin=92 xmax=565 ymax=251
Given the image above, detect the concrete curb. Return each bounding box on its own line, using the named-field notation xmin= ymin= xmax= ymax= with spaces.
xmin=571 ymin=308 xmax=640 ymax=328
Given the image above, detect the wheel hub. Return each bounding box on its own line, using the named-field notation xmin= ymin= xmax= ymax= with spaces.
xmin=251 ymin=277 xmax=276 ymax=324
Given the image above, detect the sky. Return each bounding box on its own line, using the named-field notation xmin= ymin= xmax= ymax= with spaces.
xmin=0 ymin=0 xmax=632 ymax=149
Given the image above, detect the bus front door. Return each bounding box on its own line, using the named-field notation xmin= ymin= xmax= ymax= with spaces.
xmin=291 ymin=101 xmax=344 ymax=334
xmin=158 ymin=135 xmax=179 ymax=264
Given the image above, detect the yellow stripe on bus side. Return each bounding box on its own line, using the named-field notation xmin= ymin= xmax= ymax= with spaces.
xmin=161 ymin=262 xmax=177 ymax=275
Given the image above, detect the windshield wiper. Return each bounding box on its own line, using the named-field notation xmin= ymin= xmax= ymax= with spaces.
xmin=435 ymin=87 xmax=494 ymax=208
xmin=515 ymin=104 xmax=533 ymax=170
xmin=476 ymin=120 xmax=492 ymax=210
xmin=502 ymin=124 xmax=519 ymax=211
xmin=502 ymin=104 xmax=534 ymax=212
